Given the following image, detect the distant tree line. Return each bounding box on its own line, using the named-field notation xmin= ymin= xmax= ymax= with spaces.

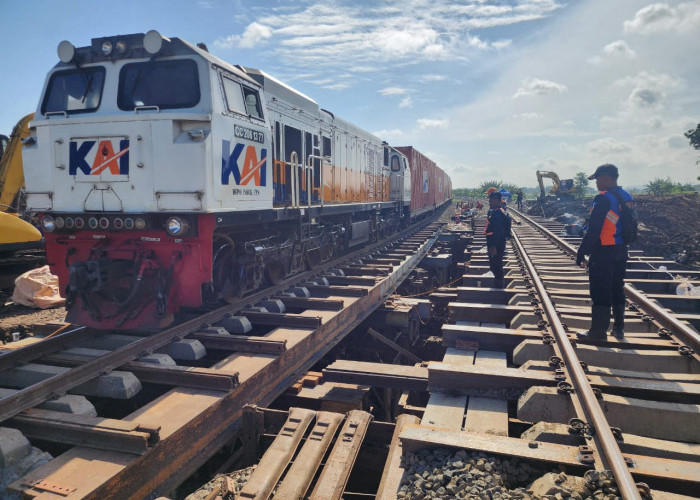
xmin=644 ymin=177 xmax=696 ymax=196
xmin=453 ymin=180 xmax=523 ymax=199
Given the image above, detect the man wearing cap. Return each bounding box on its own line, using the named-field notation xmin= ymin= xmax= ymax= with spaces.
xmin=576 ymin=164 xmax=634 ymax=339
xmin=485 ymin=191 xmax=509 ymax=288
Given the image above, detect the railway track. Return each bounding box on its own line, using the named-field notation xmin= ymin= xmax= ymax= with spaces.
xmin=0 ymin=214 xmax=447 ymax=499
xmin=231 ymin=207 xmax=698 ymax=500
xmin=3 ymin=205 xmax=699 ymax=499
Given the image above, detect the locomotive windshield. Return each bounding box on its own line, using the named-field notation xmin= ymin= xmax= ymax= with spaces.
xmin=118 ymin=59 xmax=200 ymax=110
xmin=41 ymin=67 xmax=105 ymax=115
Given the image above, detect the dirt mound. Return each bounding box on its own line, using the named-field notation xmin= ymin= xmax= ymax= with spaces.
xmin=528 ymin=193 xmax=700 ymax=270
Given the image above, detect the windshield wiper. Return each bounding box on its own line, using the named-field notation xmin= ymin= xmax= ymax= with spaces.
xmin=81 ymin=74 xmax=94 ymax=104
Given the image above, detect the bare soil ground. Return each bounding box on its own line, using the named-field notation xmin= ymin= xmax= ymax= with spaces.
xmin=528 ymin=192 xmax=700 ymax=270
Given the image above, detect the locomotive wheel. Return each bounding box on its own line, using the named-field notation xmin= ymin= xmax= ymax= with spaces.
xmin=212 ymin=243 xmax=235 ymax=301
xmin=305 ymin=247 xmax=322 ymax=270
xmin=265 ymin=260 xmax=286 ymax=285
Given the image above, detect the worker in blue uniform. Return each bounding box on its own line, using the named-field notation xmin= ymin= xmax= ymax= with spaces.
xmin=485 ymin=191 xmax=509 ymax=289
xmin=576 ymin=164 xmax=634 ymax=339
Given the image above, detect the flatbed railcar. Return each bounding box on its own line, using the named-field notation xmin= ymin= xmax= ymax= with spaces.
xmin=22 ymin=31 xmax=451 ymax=330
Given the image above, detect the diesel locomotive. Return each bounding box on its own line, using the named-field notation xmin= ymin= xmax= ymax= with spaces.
xmin=22 ymin=31 xmax=451 ymax=330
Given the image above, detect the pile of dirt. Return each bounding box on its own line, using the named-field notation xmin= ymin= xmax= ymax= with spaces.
xmin=527 ymin=193 xmax=700 ymax=269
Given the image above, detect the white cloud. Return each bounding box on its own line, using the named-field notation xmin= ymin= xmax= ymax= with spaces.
xmin=239 ymin=22 xmax=273 ymax=48
xmin=379 ymin=86 xmax=408 ymax=96
xmin=322 ymin=82 xmax=351 ymax=90
xmin=217 ymin=0 xmax=564 ymax=69
xmin=512 ymin=78 xmax=568 ymax=98
xmin=399 ymin=97 xmax=413 ymax=108
xmin=420 ymin=75 xmax=447 ymax=82
xmin=417 ymin=118 xmax=449 ymax=129
xmin=586 ymin=138 xmax=632 ymax=155
xmin=214 ymin=22 xmax=273 ymax=49
xmin=603 ymin=40 xmax=636 ymax=58
xmin=513 ymin=112 xmax=543 ymax=119
xmin=623 ymin=1 xmax=700 ymax=34
xmin=629 ymin=88 xmax=663 ymax=108
xmin=373 ymin=128 xmax=405 ymax=139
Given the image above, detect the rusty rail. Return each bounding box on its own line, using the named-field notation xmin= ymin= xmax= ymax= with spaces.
xmin=512 ymin=208 xmax=700 ymax=354
xmin=511 ymin=226 xmax=642 ymax=500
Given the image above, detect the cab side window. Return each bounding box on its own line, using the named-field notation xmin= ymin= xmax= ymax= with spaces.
xmin=222 ymin=76 xmax=245 ymax=114
xmin=242 ymin=86 xmax=263 ymax=119
xmin=221 ymin=75 xmax=264 ymax=120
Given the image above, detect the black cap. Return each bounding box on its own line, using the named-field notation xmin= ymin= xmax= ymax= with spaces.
xmin=488 ymin=191 xmax=502 ymax=200
xmin=588 ymin=163 xmax=619 ymax=180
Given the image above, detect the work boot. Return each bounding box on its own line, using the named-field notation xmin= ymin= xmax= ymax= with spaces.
xmin=611 ymin=304 xmax=626 ymax=338
xmin=577 ymin=305 xmax=610 ymax=340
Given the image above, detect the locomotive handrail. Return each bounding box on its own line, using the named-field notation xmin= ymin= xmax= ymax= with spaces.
xmin=307 ymin=154 xmax=327 ymax=208
xmin=290 ymin=151 xmax=299 ymax=208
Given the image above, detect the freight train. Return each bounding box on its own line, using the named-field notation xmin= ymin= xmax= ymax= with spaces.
xmin=22 ymin=31 xmax=451 ymax=330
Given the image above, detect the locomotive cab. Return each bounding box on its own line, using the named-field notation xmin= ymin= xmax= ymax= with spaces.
xmin=24 ymin=31 xmax=273 ymax=329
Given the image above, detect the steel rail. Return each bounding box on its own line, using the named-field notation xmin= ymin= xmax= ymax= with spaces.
xmin=512 ymin=208 xmax=700 ymax=354
xmin=510 ymin=229 xmax=642 ymax=500
xmin=0 ymin=216 xmax=441 ymax=423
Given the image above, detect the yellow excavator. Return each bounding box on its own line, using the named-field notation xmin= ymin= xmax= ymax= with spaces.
xmin=0 ymin=113 xmax=43 ymax=253
xmin=536 ymin=170 xmax=576 ymax=200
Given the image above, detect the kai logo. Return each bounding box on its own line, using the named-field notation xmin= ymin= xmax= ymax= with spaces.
xmin=69 ymin=139 xmax=129 ymax=177
xmin=221 ymin=140 xmax=267 ymax=186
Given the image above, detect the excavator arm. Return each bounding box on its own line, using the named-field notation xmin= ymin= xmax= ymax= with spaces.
xmin=536 ymin=170 xmax=562 ymax=198
xmin=0 ymin=113 xmax=34 ymax=212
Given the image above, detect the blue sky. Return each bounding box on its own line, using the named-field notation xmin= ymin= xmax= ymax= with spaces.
xmin=2 ymin=0 xmax=699 ymax=188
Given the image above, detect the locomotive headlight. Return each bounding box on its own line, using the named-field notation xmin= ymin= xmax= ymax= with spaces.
xmin=57 ymin=40 xmax=76 ymax=63
xmin=115 ymin=40 xmax=128 ymax=55
xmin=55 ymin=217 xmax=65 ymax=229
xmin=101 ymin=40 xmax=113 ymax=56
xmin=166 ymin=217 xmax=189 ymax=236
xmin=143 ymin=30 xmax=164 ymax=55
xmin=42 ymin=215 xmax=56 ymax=233
xmin=135 ymin=217 xmax=146 ymax=230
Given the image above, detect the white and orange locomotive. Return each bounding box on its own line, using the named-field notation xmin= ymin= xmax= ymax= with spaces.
xmin=23 ymin=31 xmax=451 ymax=330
